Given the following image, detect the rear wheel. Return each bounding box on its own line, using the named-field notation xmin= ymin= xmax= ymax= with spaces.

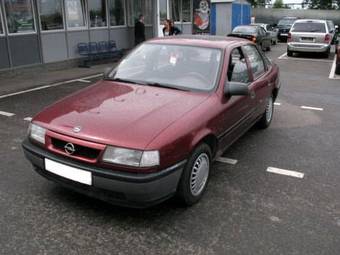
xmin=177 ymin=143 xmax=212 ymax=206
xmin=323 ymin=48 xmax=330 ymax=58
xmin=287 ymin=49 xmax=293 ymax=57
xmin=257 ymin=95 xmax=274 ymax=129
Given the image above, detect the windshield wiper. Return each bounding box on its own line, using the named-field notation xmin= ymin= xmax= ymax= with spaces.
xmin=107 ymin=77 xmax=147 ymax=85
xmin=144 ymin=82 xmax=189 ymax=91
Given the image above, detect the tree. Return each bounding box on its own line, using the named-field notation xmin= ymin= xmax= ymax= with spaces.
xmin=273 ymin=0 xmax=284 ymax=8
xmin=302 ymin=0 xmax=334 ymax=9
xmin=247 ymin=0 xmax=271 ymax=7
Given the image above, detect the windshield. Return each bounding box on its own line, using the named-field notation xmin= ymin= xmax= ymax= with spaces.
xmin=278 ymin=19 xmax=295 ymax=26
xmin=110 ymin=43 xmax=222 ymax=92
xmin=232 ymin=26 xmax=256 ymax=34
xmin=291 ymin=22 xmax=326 ymax=33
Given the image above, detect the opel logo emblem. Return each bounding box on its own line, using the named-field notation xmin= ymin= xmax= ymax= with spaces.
xmin=64 ymin=143 xmax=76 ymax=155
xmin=73 ymin=126 xmax=82 ymax=133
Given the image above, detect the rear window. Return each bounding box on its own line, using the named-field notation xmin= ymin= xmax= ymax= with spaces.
xmin=233 ymin=26 xmax=256 ymax=34
xmin=291 ymin=22 xmax=326 ymax=33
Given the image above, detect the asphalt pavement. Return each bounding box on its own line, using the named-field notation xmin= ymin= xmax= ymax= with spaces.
xmin=0 ymin=43 xmax=340 ymax=255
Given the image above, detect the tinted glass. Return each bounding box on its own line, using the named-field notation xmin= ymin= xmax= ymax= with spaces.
xmin=170 ymin=0 xmax=180 ymax=22
xmin=233 ymin=26 xmax=256 ymax=34
xmin=89 ymin=0 xmax=107 ymax=27
xmin=278 ymin=19 xmax=295 ymax=26
xmin=39 ymin=0 xmax=64 ymax=31
xmin=109 ymin=0 xmax=125 ymax=26
xmin=5 ymin=0 xmax=35 ymax=33
xmin=243 ymin=45 xmax=265 ymax=79
xmin=228 ymin=48 xmax=249 ymax=84
xmin=112 ymin=44 xmax=222 ymax=92
xmin=65 ymin=0 xmax=86 ymax=28
xmin=292 ymin=22 xmax=326 ymax=33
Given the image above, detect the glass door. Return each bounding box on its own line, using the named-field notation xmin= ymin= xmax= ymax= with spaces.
xmin=156 ymin=0 xmax=169 ymax=37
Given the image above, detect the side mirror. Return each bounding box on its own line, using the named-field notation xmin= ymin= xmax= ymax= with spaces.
xmin=103 ymin=67 xmax=112 ymax=79
xmin=225 ymin=81 xmax=249 ymax=96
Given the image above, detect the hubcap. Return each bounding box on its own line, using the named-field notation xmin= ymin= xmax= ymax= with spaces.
xmin=190 ymin=153 xmax=210 ymax=196
xmin=266 ymin=96 xmax=273 ymax=123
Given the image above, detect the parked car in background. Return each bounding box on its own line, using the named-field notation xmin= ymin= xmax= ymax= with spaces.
xmin=253 ymin=23 xmax=278 ymax=45
xmin=228 ymin=25 xmax=271 ymax=51
xmin=277 ymin=16 xmax=299 ymax=42
xmin=287 ymin=19 xmax=335 ymax=58
xmin=22 ymin=36 xmax=280 ymax=208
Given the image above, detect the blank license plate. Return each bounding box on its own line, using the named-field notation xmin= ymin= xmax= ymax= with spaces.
xmin=45 ymin=158 xmax=92 ymax=185
xmin=301 ymin=37 xmax=314 ymax=42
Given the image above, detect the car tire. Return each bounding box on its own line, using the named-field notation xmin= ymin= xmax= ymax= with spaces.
xmin=287 ymin=49 xmax=293 ymax=57
xmin=336 ymin=63 xmax=340 ymax=75
xmin=177 ymin=143 xmax=212 ymax=206
xmin=323 ymin=49 xmax=330 ymax=58
xmin=266 ymin=45 xmax=271 ymax=51
xmin=257 ymin=95 xmax=274 ymax=129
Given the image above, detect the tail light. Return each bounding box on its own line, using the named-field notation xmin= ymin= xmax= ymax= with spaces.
xmin=324 ymin=34 xmax=331 ymax=43
xmin=287 ymin=33 xmax=292 ymax=42
xmin=252 ymin=36 xmax=256 ymax=43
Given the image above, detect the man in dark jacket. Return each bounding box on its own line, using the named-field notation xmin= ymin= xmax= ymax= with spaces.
xmin=134 ymin=14 xmax=145 ymax=46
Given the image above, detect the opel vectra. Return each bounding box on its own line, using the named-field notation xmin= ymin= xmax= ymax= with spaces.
xmin=23 ymin=36 xmax=280 ymax=208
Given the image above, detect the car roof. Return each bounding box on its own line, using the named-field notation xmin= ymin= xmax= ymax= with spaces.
xmin=148 ymin=35 xmax=252 ymax=49
xmin=294 ymin=19 xmax=326 ymax=23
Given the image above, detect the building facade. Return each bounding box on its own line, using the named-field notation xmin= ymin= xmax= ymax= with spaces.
xmin=0 ymin=0 xmax=249 ymax=71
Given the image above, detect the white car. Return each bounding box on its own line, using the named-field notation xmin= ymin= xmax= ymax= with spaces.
xmin=253 ymin=23 xmax=278 ymax=45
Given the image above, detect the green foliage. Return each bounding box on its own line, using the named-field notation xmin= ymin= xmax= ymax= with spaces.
xmin=273 ymin=0 xmax=284 ymax=8
xmin=302 ymin=0 xmax=337 ymax=9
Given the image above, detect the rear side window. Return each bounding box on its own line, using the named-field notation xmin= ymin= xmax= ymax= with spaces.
xmin=291 ymin=22 xmax=326 ymax=33
xmin=242 ymin=45 xmax=265 ymax=80
xmin=227 ymin=48 xmax=250 ymax=84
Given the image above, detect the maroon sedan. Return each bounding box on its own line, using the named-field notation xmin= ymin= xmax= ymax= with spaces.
xmin=22 ymin=36 xmax=280 ymax=208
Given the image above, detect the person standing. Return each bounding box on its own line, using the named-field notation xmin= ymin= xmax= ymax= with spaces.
xmin=134 ymin=14 xmax=145 ymax=46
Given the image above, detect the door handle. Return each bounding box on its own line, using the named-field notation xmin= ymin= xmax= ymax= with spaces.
xmin=250 ymin=90 xmax=256 ymax=99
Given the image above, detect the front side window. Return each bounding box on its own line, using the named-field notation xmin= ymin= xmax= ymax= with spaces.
xmin=89 ymin=0 xmax=107 ymax=27
xmin=109 ymin=0 xmax=125 ymax=26
xmin=243 ymin=45 xmax=265 ymax=80
xmin=4 ymin=0 xmax=35 ymax=34
xmin=111 ymin=43 xmax=222 ymax=92
xmin=227 ymin=48 xmax=250 ymax=84
xmin=65 ymin=0 xmax=86 ymax=29
xmin=38 ymin=0 xmax=64 ymax=31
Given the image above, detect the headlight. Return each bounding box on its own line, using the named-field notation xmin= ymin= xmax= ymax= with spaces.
xmin=29 ymin=123 xmax=46 ymax=144
xmin=102 ymin=146 xmax=160 ymax=167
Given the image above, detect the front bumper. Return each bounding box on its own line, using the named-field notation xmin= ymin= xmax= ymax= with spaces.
xmin=287 ymin=43 xmax=330 ymax=53
xmin=22 ymin=139 xmax=185 ymax=208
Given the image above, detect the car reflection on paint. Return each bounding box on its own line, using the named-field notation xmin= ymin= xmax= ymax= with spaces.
xmin=22 ymin=35 xmax=280 ymax=208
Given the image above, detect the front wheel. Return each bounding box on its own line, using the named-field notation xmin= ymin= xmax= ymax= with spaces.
xmin=257 ymin=95 xmax=274 ymax=129
xmin=177 ymin=143 xmax=212 ymax=206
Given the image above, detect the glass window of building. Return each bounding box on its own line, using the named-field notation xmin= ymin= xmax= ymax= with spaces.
xmin=4 ymin=0 xmax=36 ymax=34
xmin=127 ymin=0 xmax=152 ymax=26
xmin=170 ymin=0 xmax=180 ymax=22
xmin=38 ymin=0 xmax=64 ymax=31
xmin=89 ymin=0 xmax=107 ymax=28
xmin=65 ymin=0 xmax=86 ymax=29
xmin=109 ymin=0 xmax=125 ymax=26
xmin=0 ymin=7 xmax=4 ymax=34
xmin=182 ymin=0 xmax=191 ymax=22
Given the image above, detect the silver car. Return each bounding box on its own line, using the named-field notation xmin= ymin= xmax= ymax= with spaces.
xmin=287 ymin=19 xmax=335 ymax=58
xmin=253 ymin=23 xmax=278 ymax=45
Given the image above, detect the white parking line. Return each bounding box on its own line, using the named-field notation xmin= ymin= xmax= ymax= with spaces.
xmin=76 ymin=79 xmax=92 ymax=83
xmin=216 ymin=157 xmax=238 ymax=165
xmin=329 ymin=55 xmax=337 ymax=79
xmin=267 ymin=166 xmax=304 ymax=179
xmin=24 ymin=117 xmax=32 ymax=121
xmin=0 ymin=110 xmax=15 ymax=117
xmin=278 ymin=53 xmax=287 ymax=59
xmin=274 ymin=102 xmax=281 ymax=106
xmin=0 ymin=73 xmax=102 ymax=100
xmin=301 ymin=106 xmax=324 ymax=111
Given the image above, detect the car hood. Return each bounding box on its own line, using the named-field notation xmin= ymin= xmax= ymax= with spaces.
xmin=33 ymin=80 xmax=210 ymax=149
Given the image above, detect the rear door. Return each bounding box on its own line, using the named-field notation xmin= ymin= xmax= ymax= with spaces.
xmin=242 ymin=44 xmax=271 ymax=119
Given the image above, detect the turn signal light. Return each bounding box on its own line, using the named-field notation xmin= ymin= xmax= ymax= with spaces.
xmin=287 ymin=33 xmax=292 ymax=42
